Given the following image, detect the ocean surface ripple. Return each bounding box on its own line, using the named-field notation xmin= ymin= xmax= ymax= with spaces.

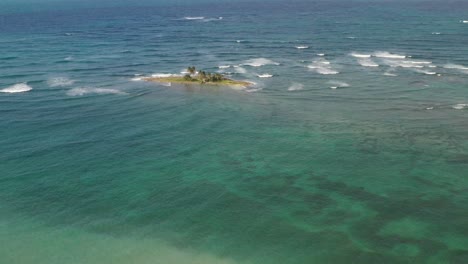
xmin=1 ymin=1 xmax=468 ymax=264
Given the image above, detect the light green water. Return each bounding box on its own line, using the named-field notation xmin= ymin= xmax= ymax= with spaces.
xmin=2 ymin=86 xmax=468 ymax=263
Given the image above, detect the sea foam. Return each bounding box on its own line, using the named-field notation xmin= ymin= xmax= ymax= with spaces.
xmin=67 ymin=87 xmax=126 ymax=96
xmin=0 ymin=83 xmax=32 ymax=93
xmin=296 ymin=46 xmax=309 ymax=49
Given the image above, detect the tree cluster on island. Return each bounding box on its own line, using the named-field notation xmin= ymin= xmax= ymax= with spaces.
xmin=143 ymin=66 xmax=250 ymax=87
xmin=184 ymin=66 xmax=226 ymax=83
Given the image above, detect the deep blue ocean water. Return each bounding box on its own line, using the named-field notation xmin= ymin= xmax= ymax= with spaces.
xmin=1 ymin=1 xmax=468 ymax=263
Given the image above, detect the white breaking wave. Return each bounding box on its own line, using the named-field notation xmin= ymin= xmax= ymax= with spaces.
xmin=307 ymin=66 xmax=339 ymax=75
xmin=0 ymin=83 xmax=32 ymax=93
xmin=317 ymin=53 xmax=325 ymax=56
xmin=374 ymin=51 xmax=406 ymax=59
xmin=219 ymin=65 xmax=231 ymax=69
xmin=399 ymin=62 xmax=424 ymax=68
xmin=358 ymin=58 xmax=379 ymax=67
xmin=201 ymin=17 xmax=224 ymax=22
xmin=443 ymin=64 xmax=468 ymax=74
xmin=257 ymin=74 xmax=273 ymax=78
xmin=288 ymin=83 xmax=304 ymax=91
xmin=381 ymin=59 xmax=439 ymax=74
xmin=47 ymin=77 xmax=75 ymax=87
xmin=131 ymin=77 xmax=143 ymax=81
xmin=407 ymin=60 xmax=432 ymax=65
xmin=67 ymin=87 xmax=126 ymax=96
xmin=453 ymin=104 xmax=467 ymax=110
xmin=462 ymin=20 xmax=468 ymax=23
xmin=381 ymin=59 xmax=425 ymax=68
xmin=308 ymin=58 xmax=339 ymax=75
xmin=184 ymin=16 xmax=205 ymax=20
xmin=317 ymin=68 xmax=339 ymax=75
xmin=151 ymin=73 xmax=179 ymax=78
xmin=443 ymin=64 xmax=468 ymax=70
xmin=296 ymin=46 xmax=309 ymax=49
xmin=242 ymin=58 xmax=280 ymax=67
xmin=350 ymin=52 xmax=371 ymax=58
xmin=328 ymin=81 xmax=349 ymax=89
xmin=432 ymin=32 xmax=441 ymax=35
xmin=414 ymin=69 xmax=437 ymax=75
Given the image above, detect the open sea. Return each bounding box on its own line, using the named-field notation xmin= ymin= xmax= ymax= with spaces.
xmin=1 ymin=0 xmax=468 ymax=263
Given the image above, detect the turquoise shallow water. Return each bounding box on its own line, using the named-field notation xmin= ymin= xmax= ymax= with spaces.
xmin=1 ymin=0 xmax=468 ymax=263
